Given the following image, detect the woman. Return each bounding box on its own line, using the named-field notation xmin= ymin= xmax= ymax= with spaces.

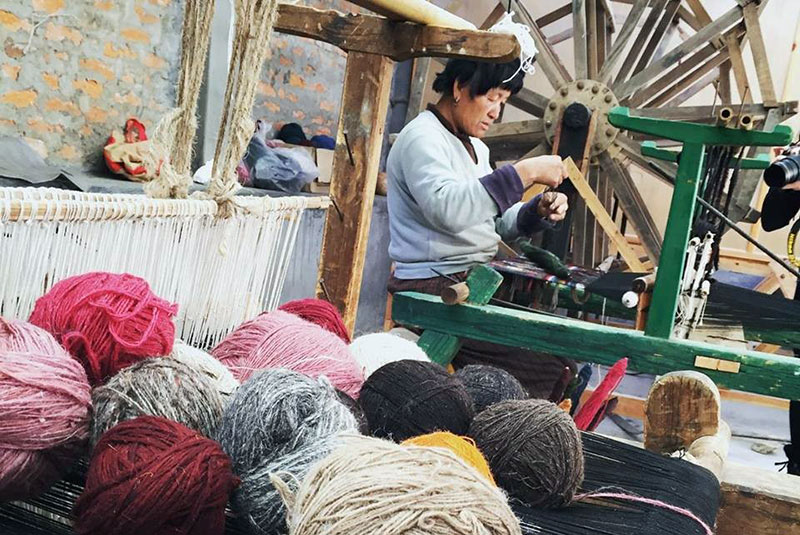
xmin=386 ymin=57 xmax=574 ymax=398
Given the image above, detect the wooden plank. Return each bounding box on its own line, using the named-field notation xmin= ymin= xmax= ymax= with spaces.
xmin=648 ymin=51 xmax=728 ymax=108
xmin=274 ymin=4 xmax=519 ymax=62
xmin=611 ymin=133 xmax=678 ymax=185
xmin=566 ymin=158 xmax=647 ymax=271
xmin=484 ymin=119 xmax=546 ymax=162
xmin=598 ymin=0 xmax=649 ymax=84
xmin=725 ymin=33 xmax=752 ymax=103
xmin=586 ymin=0 xmax=598 ymax=79
xmin=768 ymin=260 xmax=797 ymax=298
xmin=614 ymin=3 xmax=746 ymax=100
xmin=632 ymin=0 xmax=681 ymax=77
xmin=574 ymin=0 xmax=588 ymax=79
xmin=742 ymin=2 xmax=777 ymax=105
xmin=508 ymin=87 xmax=549 ymax=117
xmin=631 ymin=101 xmax=798 ymax=122
xmin=479 ymin=2 xmax=507 ymax=30
xmin=536 ymin=3 xmax=572 ymax=29
xmin=684 ymin=0 xmax=724 ymax=49
xmin=615 ymin=0 xmax=667 ymax=85
xmin=594 ymin=163 xmax=608 ymax=264
xmin=508 ymin=0 xmax=572 ymax=88
xmin=719 ymin=60 xmax=732 ymax=104
xmin=676 ymin=5 xmax=702 ymax=32
xmin=316 ymin=52 xmax=394 ymax=334
xmin=391 ymin=291 xmax=800 ymax=399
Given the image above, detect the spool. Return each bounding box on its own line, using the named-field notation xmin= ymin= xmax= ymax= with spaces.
xmin=441 ymin=282 xmax=470 ymax=305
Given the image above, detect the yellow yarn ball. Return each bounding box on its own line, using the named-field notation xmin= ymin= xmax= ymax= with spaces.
xmin=403 ymin=431 xmax=496 ymax=485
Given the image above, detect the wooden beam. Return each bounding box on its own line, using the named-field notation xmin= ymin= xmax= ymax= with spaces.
xmin=566 ymin=158 xmax=647 ymax=271
xmin=725 ymin=33 xmax=752 ymax=103
xmin=586 ymin=0 xmax=598 ymax=79
xmin=719 ymin=60 xmax=732 ymax=104
xmin=676 ymin=5 xmax=702 ymax=32
xmin=274 ymin=4 xmax=519 ymax=62
xmin=479 ymin=2 xmax=507 ymax=30
xmin=508 ymin=0 xmax=572 ymax=88
xmin=345 ymin=0 xmax=475 ymax=29
xmin=508 ymin=87 xmax=549 ymax=117
xmin=484 ymin=120 xmax=546 ymax=162
xmin=536 ymin=3 xmax=572 ymax=29
xmin=742 ymin=2 xmax=777 ymax=105
xmin=615 ymin=0 xmax=667 ymax=85
xmin=630 ymin=101 xmax=798 ymax=122
xmin=648 ymin=51 xmax=729 ymax=108
xmin=631 ymin=0 xmax=681 ymax=77
xmin=598 ymin=0 xmax=649 ymax=84
xmin=611 ymin=133 xmax=678 ymax=185
xmin=684 ymin=0 xmax=724 ymax=48
xmin=574 ymin=0 xmax=589 ymax=79
xmin=405 ymin=57 xmax=431 ymax=124
xmin=316 ymin=52 xmax=394 ymax=334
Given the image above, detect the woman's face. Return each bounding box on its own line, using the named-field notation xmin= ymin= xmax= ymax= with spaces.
xmin=452 ymin=84 xmax=511 ymax=138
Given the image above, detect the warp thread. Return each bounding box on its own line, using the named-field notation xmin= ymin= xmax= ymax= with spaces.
xmin=169 ymin=340 xmax=240 ymax=401
xmin=359 ymin=360 xmax=474 ymax=442
xmin=216 ymin=368 xmax=357 ymax=534
xmin=74 ymin=416 xmax=238 ymax=535
xmin=278 ymin=298 xmax=350 ymax=343
xmin=469 ymin=399 xmax=584 ymax=508
xmin=29 ymin=272 xmax=178 ymax=385
xmin=0 ymin=318 xmax=91 ymax=501
xmin=454 ymin=364 xmax=528 ymax=413
xmin=90 ymin=357 xmax=224 ymax=447
xmin=212 ymin=310 xmax=363 ymax=398
xmin=273 ymin=434 xmax=522 ymax=535
xmin=403 ymin=431 xmax=496 ymax=485
xmin=348 ymin=332 xmax=430 ymax=379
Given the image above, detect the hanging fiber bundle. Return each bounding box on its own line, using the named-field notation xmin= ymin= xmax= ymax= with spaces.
xmin=403 ymin=431 xmax=496 ymax=485
xmin=348 ymin=332 xmax=430 ymax=378
xmin=74 ymin=416 xmax=237 ymax=535
xmin=169 ymin=340 xmax=239 ymax=401
xmin=278 ymin=298 xmax=350 ymax=343
xmin=29 ymin=272 xmax=177 ymax=385
xmin=470 ymin=399 xmax=584 ymax=508
xmin=212 ymin=310 xmax=363 ymax=398
xmin=359 ymin=360 xmax=474 ymax=441
xmin=274 ymin=435 xmax=521 ymax=535
xmin=216 ymin=368 xmax=357 ymax=534
xmin=90 ymin=357 xmax=224 ymax=447
xmin=455 ymin=364 xmax=528 ymax=413
xmin=0 ymin=318 xmax=91 ymax=501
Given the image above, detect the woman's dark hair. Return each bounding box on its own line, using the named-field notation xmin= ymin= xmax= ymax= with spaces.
xmin=432 ymin=58 xmax=525 ymax=98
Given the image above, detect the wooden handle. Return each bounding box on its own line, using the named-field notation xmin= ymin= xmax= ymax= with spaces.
xmin=687 ymin=420 xmax=731 ymax=481
xmin=441 ymin=282 xmax=470 ymax=305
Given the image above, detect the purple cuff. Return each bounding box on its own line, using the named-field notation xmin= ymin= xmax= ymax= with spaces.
xmin=517 ymin=194 xmax=555 ymax=235
xmin=479 ymin=164 xmax=524 ymax=214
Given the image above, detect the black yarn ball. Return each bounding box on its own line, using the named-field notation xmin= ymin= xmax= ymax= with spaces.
xmin=469 ymin=399 xmax=584 ymax=508
xmin=359 ymin=360 xmax=474 ymax=442
xmin=336 ymin=389 xmax=369 ymax=434
xmin=455 ymin=364 xmax=528 ymax=413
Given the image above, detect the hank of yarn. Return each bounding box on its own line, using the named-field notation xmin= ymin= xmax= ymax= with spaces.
xmin=274 ymin=434 xmax=521 ymax=535
xmin=169 ymin=340 xmax=239 ymax=401
xmin=90 ymin=357 xmax=224 ymax=447
xmin=359 ymin=360 xmax=474 ymax=442
xmin=455 ymin=364 xmax=528 ymax=413
xmin=403 ymin=431 xmax=496 ymax=485
xmin=29 ymin=272 xmax=178 ymax=385
xmin=349 ymin=332 xmax=430 ymax=378
xmin=216 ymin=368 xmax=357 ymax=534
xmin=469 ymin=399 xmax=584 ymax=508
xmin=74 ymin=416 xmax=238 ymax=535
xmin=212 ymin=310 xmax=363 ymax=398
xmin=0 ymin=318 xmax=92 ymax=501
xmin=278 ymin=298 xmax=350 ymax=343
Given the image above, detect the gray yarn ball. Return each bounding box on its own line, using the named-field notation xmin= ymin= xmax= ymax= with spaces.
xmin=90 ymin=357 xmax=224 ymax=447
xmin=455 ymin=364 xmax=528 ymax=413
xmin=216 ymin=368 xmax=358 ymax=534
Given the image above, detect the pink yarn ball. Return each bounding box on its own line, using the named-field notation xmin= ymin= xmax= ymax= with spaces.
xmin=29 ymin=272 xmax=178 ymax=385
xmin=212 ymin=310 xmax=364 ymax=398
xmin=0 ymin=318 xmax=92 ymax=501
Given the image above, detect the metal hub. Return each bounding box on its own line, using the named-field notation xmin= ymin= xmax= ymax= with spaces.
xmin=544 ymin=79 xmax=620 ymax=158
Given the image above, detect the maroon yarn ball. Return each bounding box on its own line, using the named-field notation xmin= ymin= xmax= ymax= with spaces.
xmin=278 ymin=298 xmax=351 ymax=343
xmin=74 ymin=416 xmax=238 ymax=535
xmin=29 ymin=272 xmax=178 ymax=385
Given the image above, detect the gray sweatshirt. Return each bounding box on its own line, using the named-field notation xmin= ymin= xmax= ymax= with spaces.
xmin=387 ymin=109 xmax=548 ymax=279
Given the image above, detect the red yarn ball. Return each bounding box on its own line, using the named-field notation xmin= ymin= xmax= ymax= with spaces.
xmin=29 ymin=272 xmax=178 ymax=385
xmin=74 ymin=416 xmax=238 ymax=535
xmin=278 ymin=298 xmax=351 ymax=343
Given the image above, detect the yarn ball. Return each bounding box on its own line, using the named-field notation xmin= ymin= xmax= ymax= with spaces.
xmin=455 ymin=364 xmax=528 ymax=413
xmin=74 ymin=416 xmax=238 ymax=535
xmin=212 ymin=310 xmax=363 ymax=398
xmin=29 ymin=272 xmax=178 ymax=385
xmin=348 ymin=332 xmax=430 ymax=378
xmin=359 ymin=360 xmax=474 ymax=442
xmin=469 ymin=399 xmax=584 ymax=508
xmin=276 ymin=435 xmax=521 ymax=535
xmin=169 ymin=340 xmax=239 ymax=401
xmin=0 ymin=318 xmax=91 ymax=501
xmin=403 ymin=431 xmax=496 ymax=485
xmin=278 ymin=298 xmax=350 ymax=343
xmin=216 ymin=368 xmax=358 ymax=534
xmin=336 ymin=389 xmax=369 ymax=434
xmin=90 ymin=357 xmax=224 ymax=446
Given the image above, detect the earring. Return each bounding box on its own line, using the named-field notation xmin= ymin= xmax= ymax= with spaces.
xmin=454 ymin=97 xmax=460 ymax=106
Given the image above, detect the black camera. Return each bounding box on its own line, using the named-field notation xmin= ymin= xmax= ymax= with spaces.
xmin=764 ymin=142 xmax=800 ymax=188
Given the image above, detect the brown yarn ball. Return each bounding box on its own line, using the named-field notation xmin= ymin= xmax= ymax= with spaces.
xmin=469 ymin=399 xmax=584 ymax=508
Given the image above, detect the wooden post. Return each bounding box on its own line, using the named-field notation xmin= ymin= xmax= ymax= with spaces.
xmin=317 ymin=52 xmax=394 ymax=334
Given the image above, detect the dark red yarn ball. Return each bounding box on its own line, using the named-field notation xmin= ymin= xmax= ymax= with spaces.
xmin=29 ymin=272 xmax=178 ymax=385
xmin=278 ymin=298 xmax=351 ymax=343
xmin=74 ymin=416 xmax=238 ymax=535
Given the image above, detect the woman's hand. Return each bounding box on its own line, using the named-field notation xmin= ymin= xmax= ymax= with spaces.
xmin=513 ymin=155 xmax=568 ymax=189
xmin=537 ymin=191 xmax=569 ymax=222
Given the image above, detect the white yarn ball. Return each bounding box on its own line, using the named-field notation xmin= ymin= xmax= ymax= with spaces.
xmin=169 ymin=340 xmax=239 ymax=400
xmin=349 ymin=332 xmax=430 ymax=378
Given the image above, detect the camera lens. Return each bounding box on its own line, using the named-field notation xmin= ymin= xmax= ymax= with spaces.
xmin=764 ymin=154 xmax=800 ymax=188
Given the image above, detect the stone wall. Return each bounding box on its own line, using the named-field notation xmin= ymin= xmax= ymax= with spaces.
xmin=0 ymin=0 xmax=183 ymax=170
